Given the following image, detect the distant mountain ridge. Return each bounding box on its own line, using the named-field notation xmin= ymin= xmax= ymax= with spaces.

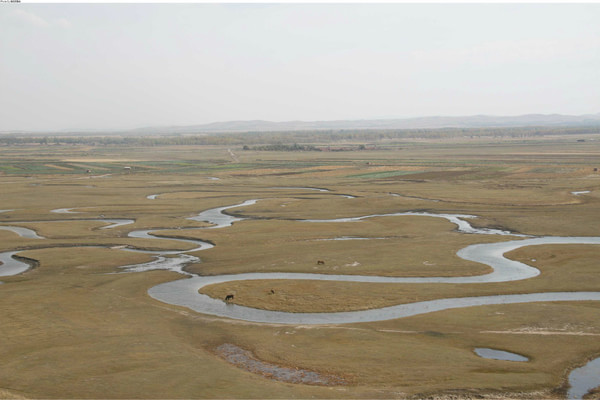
xmin=3 ymin=113 xmax=600 ymax=135
xmin=128 ymin=113 xmax=600 ymax=134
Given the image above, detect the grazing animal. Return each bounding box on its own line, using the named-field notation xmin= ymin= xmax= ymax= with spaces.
xmin=317 ymin=260 xmax=325 ymax=265
xmin=270 ymin=289 xmax=275 ymax=295
xmin=224 ymin=294 xmax=234 ymax=302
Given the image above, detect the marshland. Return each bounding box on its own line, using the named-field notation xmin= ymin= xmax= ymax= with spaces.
xmin=1 ymin=131 xmax=600 ymax=398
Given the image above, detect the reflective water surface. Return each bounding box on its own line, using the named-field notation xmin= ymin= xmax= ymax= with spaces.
xmin=51 ymin=208 xmax=80 ymax=214
xmin=474 ymin=348 xmax=528 ymax=362
xmin=0 ymin=225 xmax=45 ymax=239
xmin=0 ymin=251 xmax=33 ymax=277
xmin=186 ymin=199 xmax=257 ymax=228
xmin=568 ymin=357 xmax=600 ymax=399
xmin=2 ymin=199 xmax=600 ymax=397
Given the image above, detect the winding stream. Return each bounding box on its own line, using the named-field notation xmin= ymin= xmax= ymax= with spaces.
xmin=304 ymin=211 xmax=530 ymax=237
xmin=186 ymin=199 xmax=258 ymax=228
xmin=1 ymin=199 xmax=599 ymax=397
xmin=0 ymin=225 xmax=45 ymax=239
xmin=0 ymin=250 xmax=34 ymax=277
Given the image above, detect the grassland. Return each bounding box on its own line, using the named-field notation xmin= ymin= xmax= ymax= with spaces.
xmin=1 ymin=134 xmax=600 ymax=398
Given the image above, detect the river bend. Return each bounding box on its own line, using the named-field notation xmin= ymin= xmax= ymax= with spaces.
xmin=2 ymin=199 xmax=600 ymax=397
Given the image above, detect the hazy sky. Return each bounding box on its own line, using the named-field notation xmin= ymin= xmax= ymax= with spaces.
xmin=1 ymin=3 xmax=599 ymax=131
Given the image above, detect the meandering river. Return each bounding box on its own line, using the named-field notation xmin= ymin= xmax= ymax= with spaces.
xmin=1 ymin=199 xmax=599 ymax=397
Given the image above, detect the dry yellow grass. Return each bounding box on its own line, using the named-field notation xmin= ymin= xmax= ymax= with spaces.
xmin=1 ymin=138 xmax=600 ymax=398
xmin=200 ymin=244 xmax=600 ymax=312
xmin=0 ymin=389 xmax=28 ymax=399
xmin=184 ymin=216 xmax=500 ymax=277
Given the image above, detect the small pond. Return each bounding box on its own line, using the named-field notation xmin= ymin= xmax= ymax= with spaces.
xmin=474 ymin=348 xmax=528 ymax=362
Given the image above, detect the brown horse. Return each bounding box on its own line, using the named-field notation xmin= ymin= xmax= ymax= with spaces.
xmin=224 ymin=294 xmax=234 ymax=302
xmin=317 ymin=260 xmax=325 ymax=265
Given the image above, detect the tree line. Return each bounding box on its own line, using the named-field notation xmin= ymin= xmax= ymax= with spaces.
xmin=1 ymin=126 xmax=598 ymax=147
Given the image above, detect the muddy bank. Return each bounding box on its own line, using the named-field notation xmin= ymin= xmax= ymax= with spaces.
xmin=215 ymin=343 xmax=345 ymax=386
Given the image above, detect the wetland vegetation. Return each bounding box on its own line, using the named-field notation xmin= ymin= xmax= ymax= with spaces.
xmin=1 ymin=130 xmax=600 ymax=399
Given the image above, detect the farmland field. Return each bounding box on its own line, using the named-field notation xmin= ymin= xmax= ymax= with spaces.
xmin=1 ymin=134 xmax=600 ymax=399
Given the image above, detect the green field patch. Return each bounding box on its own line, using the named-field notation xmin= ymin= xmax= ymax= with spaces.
xmin=68 ymin=163 xmax=112 ymax=171
xmin=348 ymin=170 xmax=425 ymax=179
xmin=0 ymin=163 xmax=78 ymax=174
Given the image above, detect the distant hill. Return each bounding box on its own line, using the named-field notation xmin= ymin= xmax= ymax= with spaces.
xmin=126 ymin=113 xmax=600 ymax=135
xmin=3 ymin=113 xmax=600 ymax=136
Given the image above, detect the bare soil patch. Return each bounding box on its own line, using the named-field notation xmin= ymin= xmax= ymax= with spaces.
xmin=215 ymin=343 xmax=346 ymax=386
